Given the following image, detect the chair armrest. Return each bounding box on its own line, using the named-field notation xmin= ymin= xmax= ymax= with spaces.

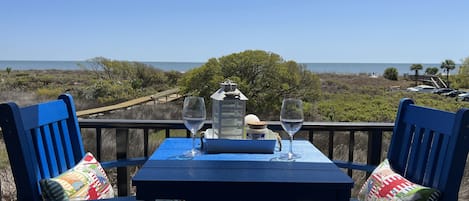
xmin=100 ymin=157 xmax=148 ymax=169
xmin=333 ymin=160 xmax=376 ymax=173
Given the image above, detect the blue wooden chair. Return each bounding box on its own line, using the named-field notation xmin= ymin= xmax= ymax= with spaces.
xmin=0 ymin=94 xmax=140 ymax=201
xmin=341 ymin=98 xmax=469 ymax=200
xmin=385 ymin=98 xmax=469 ymax=200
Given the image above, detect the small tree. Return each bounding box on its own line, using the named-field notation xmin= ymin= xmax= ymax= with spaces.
xmin=179 ymin=50 xmax=321 ymax=118
xmin=6 ymin=67 xmax=12 ymax=75
xmin=383 ymin=67 xmax=398 ymax=80
xmin=453 ymin=57 xmax=469 ymax=89
xmin=425 ymin=67 xmax=438 ymax=75
xmin=410 ymin=64 xmax=423 ymax=85
xmin=440 ymin=59 xmax=456 ymax=88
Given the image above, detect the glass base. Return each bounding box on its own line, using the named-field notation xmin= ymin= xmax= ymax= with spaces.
xmin=278 ymin=152 xmax=301 ymax=161
xmin=181 ymin=149 xmax=201 ymax=159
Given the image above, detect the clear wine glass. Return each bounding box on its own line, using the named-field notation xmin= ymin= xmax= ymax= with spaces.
xmin=182 ymin=96 xmax=206 ymax=158
xmin=279 ymin=98 xmax=304 ymax=160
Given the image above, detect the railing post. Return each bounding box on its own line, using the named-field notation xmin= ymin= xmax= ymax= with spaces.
xmin=165 ymin=129 xmax=170 ymax=138
xmin=348 ymin=131 xmax=355 ymax=176
xmin=96 ymin=128 xmax=102 ymax=161
xmin=367 ymin=129 xmax=382 ymax=169
xmin=328 ymin=131 xmax=334 ymax=158
xmin=144 ymin=128 xmax=149 ymax=157
xmin=116 ymin=128 xmax=130 ymax=196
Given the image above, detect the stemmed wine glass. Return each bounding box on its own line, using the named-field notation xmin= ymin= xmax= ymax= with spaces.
xmin=279 ymin=98 xmax=304 ymax=160
xmin=182 ymin=96 xmax=206 ymax=158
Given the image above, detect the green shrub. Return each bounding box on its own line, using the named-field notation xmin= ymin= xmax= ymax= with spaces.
xmin=36 ymin=88 xmax=63 ymax=99
xmin=383 ymin=67 xmax=398 ymax=81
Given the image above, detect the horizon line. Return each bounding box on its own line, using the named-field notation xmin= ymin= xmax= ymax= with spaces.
xmin=0 ymin=59 xmax=460 ymax=64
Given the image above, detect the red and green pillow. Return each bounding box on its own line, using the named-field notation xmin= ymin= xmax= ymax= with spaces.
xmin=40 ymin=152 xmax=114 ymax=200
xmin=358 ymin=159 xmax=440 ymax=201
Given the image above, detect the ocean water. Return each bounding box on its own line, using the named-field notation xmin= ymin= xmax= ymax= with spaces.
xmin=0 ymin=60 xmax=451 ymax=75
xmin=0 ymin=60 xmax=200 ymax=72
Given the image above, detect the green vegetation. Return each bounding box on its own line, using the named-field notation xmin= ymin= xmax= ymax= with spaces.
xmin=317 ymin=76 xmax=469 ymax=122
xmin=441 ymin=59 xmax=456 ymax=88
xmin=453 ymin=57 xmax=469 ymax=89
xmin=179 ymin=50 xmax=321 ymax=119
xmin=0 ymin=52 xmax=468 ymax=124
xmin=425 ymin=67 xmax=439 ymax=75
xmin=80 ymin=57 xmax=182 ymax=104
xmin=0 ymin=58 xmax=183 ymax=109
xmin=1 ymin=52 xmax=469 ymax=122
xmin=0 ymin=141 xmax=9 ymax=169
xmin=6 ymin=67 xmax=12 ymax=75
xmin=383 ymin=67 xmax=398 ymax=81
xmin=36 ymin=87 xmax=64 ymax=99
xmin=177 ymin=51 xmax=469 ymax=122
xmin=410 ymin=64 xmax=423 ymax=86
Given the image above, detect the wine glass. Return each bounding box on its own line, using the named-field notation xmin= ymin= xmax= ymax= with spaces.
xmin=279 ymin=98 xmax=304 ymax=160
xmin=182 ymin=96 xmax=206 ymax=158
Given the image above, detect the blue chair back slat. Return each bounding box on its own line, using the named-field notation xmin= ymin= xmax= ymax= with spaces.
xmin=0 ymin=94 xmax=86 ymax=201
xmin=58 ymin=94 xmax=85 ymax=160
xmin=33 ymin=127 xmax=51 ymax=179
xmin=423 ymin=132 xmax=442 ymax=185
xmin=431 ymin=133 xmax=450 ymax=188
xmin=388 ymin=98 xmax=469 ymax=201
xmin=413 ymin=129 xmax=433 ymax=183
xmin=41 ymin=124 xmax=60 ymax=177
xmin=405 ymin=125 xmax=423 ymax=179
xmin=59 ymin=119 xmax=78 ymax=168
xmin=394 ymin=123 xmax=413 ymax=173
xmin=50 ymin=121 xmax=68 ymax=173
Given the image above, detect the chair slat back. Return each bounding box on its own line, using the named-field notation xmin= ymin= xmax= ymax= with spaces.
xmin=0 ymin=94 xmax=85 ymax=201
xmin=388 ymin=98 xmax=469 ymax=201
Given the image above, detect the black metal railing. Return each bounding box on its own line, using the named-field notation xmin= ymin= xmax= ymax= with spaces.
xmin=78 ymin=119 xmax=395 ymax=196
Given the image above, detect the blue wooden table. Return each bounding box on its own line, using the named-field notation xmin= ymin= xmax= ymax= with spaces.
xmin=132 ymin=138 xmax=354 ymax=201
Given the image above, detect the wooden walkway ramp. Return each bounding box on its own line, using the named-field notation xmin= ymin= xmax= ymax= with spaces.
xmin=76 ymin=88 xmax=181 ymax=117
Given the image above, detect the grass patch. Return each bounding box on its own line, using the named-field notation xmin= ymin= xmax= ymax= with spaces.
xmin=0 ymin=140 xmax=10 ymax=169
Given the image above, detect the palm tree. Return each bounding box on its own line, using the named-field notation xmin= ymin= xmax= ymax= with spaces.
xmin=410 ymin=64 xmax=423 ymax=86
xmin=425 ymin=67 xmax=438 ymax=75
xmin=440 ymin=59 xmax=456 ymax=88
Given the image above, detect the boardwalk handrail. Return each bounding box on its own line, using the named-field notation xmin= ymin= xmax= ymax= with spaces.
xmin=76 ymin=88 xmax=180 ymax=117
xmin=404 ymin=74 xmax=448 ymax=88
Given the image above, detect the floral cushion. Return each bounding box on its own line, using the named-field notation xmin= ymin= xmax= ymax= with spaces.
xmin=358 ymin=159 xmax=440 ymax=201
xmin=40 ymin=152 xmax=114 ymax=200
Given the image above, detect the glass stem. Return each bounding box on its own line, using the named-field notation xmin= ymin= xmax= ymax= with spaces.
xmin=289 ymin=134 xmax=293 ymax=155
xmin=192 ymin=132 xmax=196 ymax=152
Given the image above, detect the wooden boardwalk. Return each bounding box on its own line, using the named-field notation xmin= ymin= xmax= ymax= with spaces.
xmin=76 ymin=88 xmax=181 ymax=117
xmin=404 ymin=74 xmax=448 ymax=88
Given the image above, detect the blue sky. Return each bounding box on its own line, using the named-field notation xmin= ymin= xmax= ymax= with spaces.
xmin=1 ymin=1 xmax=468 ymax=63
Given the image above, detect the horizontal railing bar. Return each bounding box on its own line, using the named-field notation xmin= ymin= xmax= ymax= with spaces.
xmin=79 ymin=119 xmax=394 ymax=131
xmin=0 ymin=121 xmax=396 ymax=132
